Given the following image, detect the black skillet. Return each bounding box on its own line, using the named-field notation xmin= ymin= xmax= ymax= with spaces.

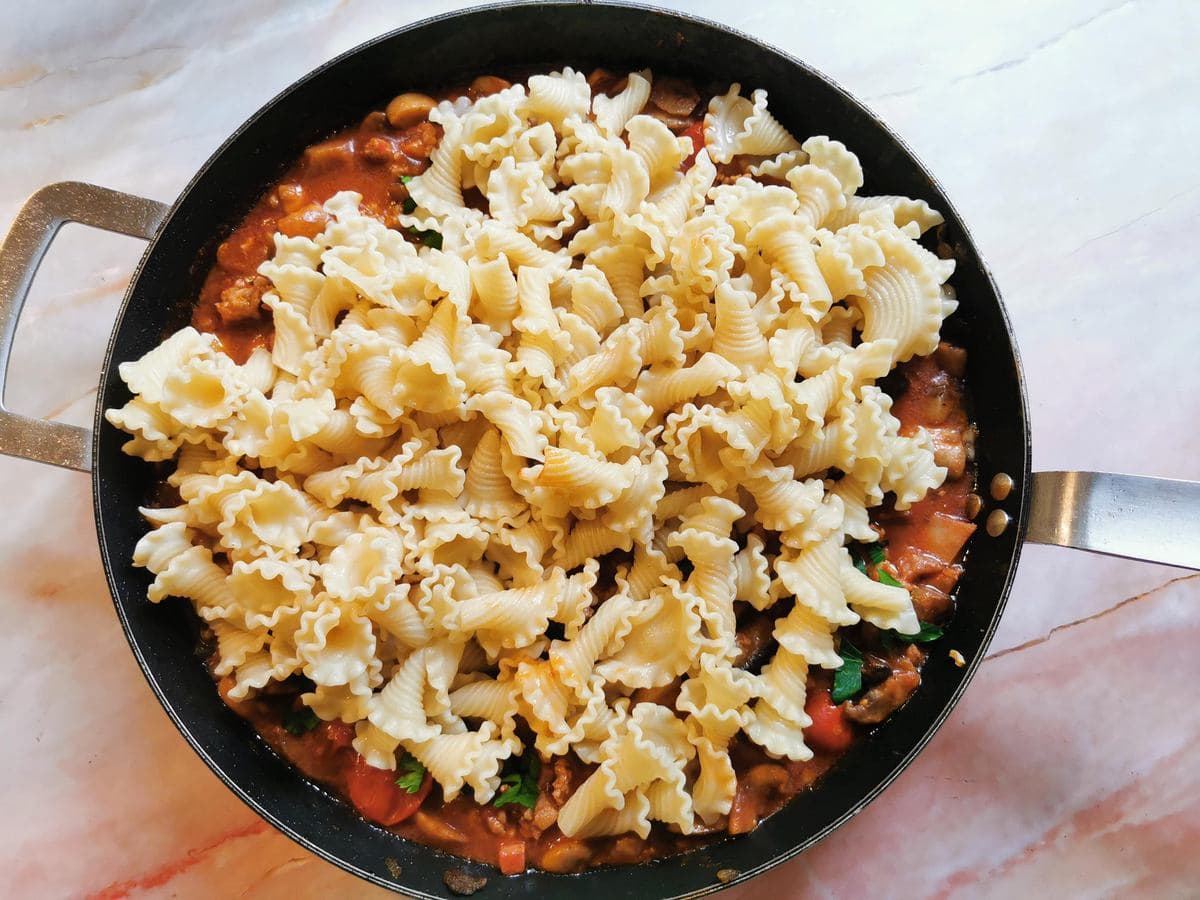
xmin=2 ymin=3 xmax=1198 ymax=898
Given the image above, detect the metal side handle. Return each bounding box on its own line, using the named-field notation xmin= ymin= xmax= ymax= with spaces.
xmin=0 ymin=181 xmax=169 ymax=471
xmin=1027 ymin=471 xmax=1200 ymax=570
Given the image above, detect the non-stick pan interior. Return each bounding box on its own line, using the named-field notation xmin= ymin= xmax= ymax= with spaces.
xmin=93 ymin=4 xmax=1030 ymax=897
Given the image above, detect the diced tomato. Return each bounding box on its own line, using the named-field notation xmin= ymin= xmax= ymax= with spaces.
xmin=497 ymin=840 xmax=527 ymax=875
xmin=321 ymin=720 xmax=356 ymax=751
xmin=803 ymin=688 xmax=855 ymax=753
xmin=345 ymin=754 xmax=432 ymax=826
xmin=680 ymin=119 xmax=706 ymax=171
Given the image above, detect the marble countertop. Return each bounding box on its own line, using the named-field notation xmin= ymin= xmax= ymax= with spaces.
xmin=2 ymin=1 xmax=1197 ymax=897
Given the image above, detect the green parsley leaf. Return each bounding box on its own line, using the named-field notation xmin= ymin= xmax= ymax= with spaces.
xmin=859 ymin=542 xmax=903 ymax=587
xmin=853 ymin=556 xmax=867 ymax=575
xmin=831 ymin=640 xmax=864 ymax=704
xmin=394 ymin=752 xmax=427 ymax=793
xmin=865 ymin=543 xmax=887 ymax=566
xmin=894 ymin=622 xmax=944 ymax=643
xmin=876 ymin=568 xmax=903 ymax=588
xmin=397 ymin=176 xmax=417 ymax=214
xmin=407 ymin=227 xmax=442 ymax=249
xmin=282 ymin=707 xmax=320 ymax=736
xmin=492 ymin=755 xmax=541 ymax=809
xmin=881 ymin=621 xmax=944 ymax=653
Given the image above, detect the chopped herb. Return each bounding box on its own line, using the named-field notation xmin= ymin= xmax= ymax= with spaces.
xmin=882 ymin=621 xmax=945 ymax=653
xmin=853 ymin=556 xmax=867 ymax=575
xmin=492 ymin=754 xmax=541 ymax=809
xmin=831 ymin=640 xmax=864 ymax=704
xmin=859 ymin=542 xmax=903 ymax=587
xmin=394 ymin=752 xmax=427 ymax=793
xmin=399 ymin=176 xmax=416 ymax=212
xmin=407 ymin=227 xmax=442 ymax=249
xmin=876 ymin=568 xmax=903 ymax=588
xmin=282 ymin=707 xmax=320 ymax=736
xmin=894 ymin=622 xmax=944 ymax=643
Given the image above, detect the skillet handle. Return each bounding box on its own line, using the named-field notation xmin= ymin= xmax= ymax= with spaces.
xmin=1027 ymin=471 xmax=1200 ymax=570
xmin=0 ymin=181 xmax=169 ymax=471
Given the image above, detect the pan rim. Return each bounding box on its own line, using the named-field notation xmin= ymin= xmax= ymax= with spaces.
xmin=90 ymin=2 xmax=1033 ymax=896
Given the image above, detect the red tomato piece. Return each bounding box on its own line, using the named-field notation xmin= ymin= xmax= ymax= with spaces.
xmin=498 ymin=840 xmax=527 ymax=875
xmin=680 ymin=119 xmax=706 ymax=171
xmin=345 ymin=755 xmax=432 ymax=826
xmin=803 ymin=688 xmax=855 ymax=753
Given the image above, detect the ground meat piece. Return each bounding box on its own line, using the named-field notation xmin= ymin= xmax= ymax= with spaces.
xmin=530 ymin=792 xmax=559 ymax=833
xmin=550 ymin=758 xmax=574 ymax=807
xmin=362 ymin=135 xmax=398 ymax=163
xmin=388 ymin=155 xmax=426 ymax=178
xmin=214 ymin=275 xmax=270 ymax=324
xmin=398 ymin=121 xmax=440 ymax=160
xmin=215 ymin=230 xmax=271 ymax=274
xmin=892 ymin=548 xmax=947 ymax=583
xmin=483 ymin=807 xmax=510 ymax=836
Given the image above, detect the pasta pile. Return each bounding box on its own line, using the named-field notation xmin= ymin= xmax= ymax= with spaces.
xmin=106 ymin=69 xmax=957 ymax=838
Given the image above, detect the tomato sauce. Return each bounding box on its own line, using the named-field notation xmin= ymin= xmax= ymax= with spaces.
xmin=191 ymin=115 xmax=437 ymax=363
xmin=878 ymin=344 xmax=978 ymax=620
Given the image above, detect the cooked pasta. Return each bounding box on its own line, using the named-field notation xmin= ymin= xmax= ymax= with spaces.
xmin=107 ymin=67 xmax=974 ymax=875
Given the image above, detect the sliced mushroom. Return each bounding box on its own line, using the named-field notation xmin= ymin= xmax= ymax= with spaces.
xmin=650 ymin=76 xmax=701 ymax=117
xmin=843 ymin=669 xmax=920 ymax=724
xmin=386 ymin=92 xmax=437 ymax=129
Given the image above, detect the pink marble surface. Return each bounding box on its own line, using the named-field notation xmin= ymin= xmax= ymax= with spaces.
xmin=2 ymin=1 xmax=1197 ymax=898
